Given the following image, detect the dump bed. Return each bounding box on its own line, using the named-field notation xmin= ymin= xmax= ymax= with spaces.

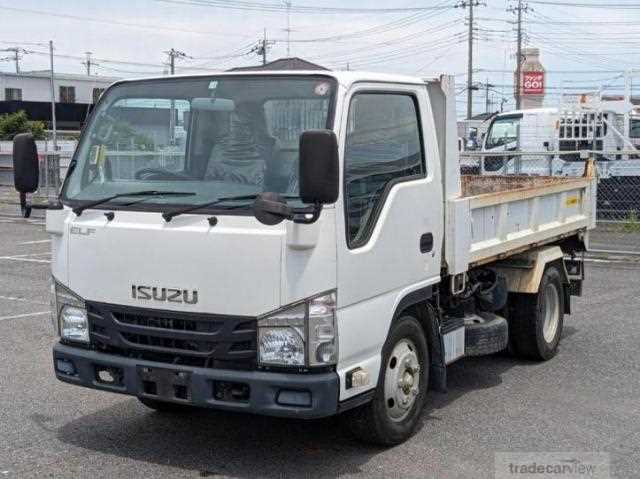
xmin=445 ymin=164 xmax=597 ymax=273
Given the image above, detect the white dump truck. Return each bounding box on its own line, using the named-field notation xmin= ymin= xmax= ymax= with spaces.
xmin=12 ymin=71 xmax=596 ymax=445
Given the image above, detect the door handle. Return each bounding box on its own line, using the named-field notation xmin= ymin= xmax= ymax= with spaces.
xmin=420 ymin=233 xmax=433 ymax=253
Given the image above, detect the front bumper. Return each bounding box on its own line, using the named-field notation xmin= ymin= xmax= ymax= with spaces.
xmin=53 ymin=343 xmax=340 ymax=419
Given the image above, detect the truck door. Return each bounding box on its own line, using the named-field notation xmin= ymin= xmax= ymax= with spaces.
xmin=335 ymin=84 xmax=443 ymax=382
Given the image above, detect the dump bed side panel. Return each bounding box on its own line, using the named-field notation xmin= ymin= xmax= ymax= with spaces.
xmin=466 ymin=176 xmax=594 ymax=265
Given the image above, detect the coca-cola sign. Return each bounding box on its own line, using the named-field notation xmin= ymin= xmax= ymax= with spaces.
xmin=523 ymin=71 xmax=544 ymax=95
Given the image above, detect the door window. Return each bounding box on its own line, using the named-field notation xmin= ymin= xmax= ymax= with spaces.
xmin=344 ymin=93 xmax=424 ymax=247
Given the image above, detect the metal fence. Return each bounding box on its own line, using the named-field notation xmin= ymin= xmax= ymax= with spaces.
xmin=460 ymin=150 xmax=640 ymax=254
xmin=3 ymin=143 xmax=639 ymax=254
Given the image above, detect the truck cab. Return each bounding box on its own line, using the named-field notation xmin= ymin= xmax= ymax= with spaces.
xmin=12 ymin=71 xmax=595 ymax=445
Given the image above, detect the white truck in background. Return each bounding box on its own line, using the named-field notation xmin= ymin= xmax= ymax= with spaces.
xmin=13 ymin=71 xmax=596 ymax=445
xmin=481 ymin=97 xmax=640 ymax=218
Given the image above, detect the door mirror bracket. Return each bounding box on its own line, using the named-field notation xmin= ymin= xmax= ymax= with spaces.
xmin=253 ymin=193 xmax=323 ymax=226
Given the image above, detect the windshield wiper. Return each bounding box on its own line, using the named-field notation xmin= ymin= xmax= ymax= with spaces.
xmin=162 ymin=194 xmax=299 ymax=222
xmin=72 ymin=190 xmax=196 ymax=216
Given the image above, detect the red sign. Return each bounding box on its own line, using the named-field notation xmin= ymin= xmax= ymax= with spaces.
xmin=522 ymin=71 xmax=544 ymax=95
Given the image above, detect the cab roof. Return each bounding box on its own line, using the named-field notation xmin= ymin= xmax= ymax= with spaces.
xmin=111 ymin=70 xmax=442 ymax=89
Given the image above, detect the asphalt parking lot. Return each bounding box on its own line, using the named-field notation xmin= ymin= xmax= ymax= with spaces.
xmin=0 ymin=208 xmax=639 ymax=478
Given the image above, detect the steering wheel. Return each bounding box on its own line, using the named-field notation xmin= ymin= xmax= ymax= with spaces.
xmin=134 ymin=168 xmax=192 ymax=181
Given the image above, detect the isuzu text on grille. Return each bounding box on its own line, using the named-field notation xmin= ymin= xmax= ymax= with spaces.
xmin=131 ymin=285 xmax=198 ymax=304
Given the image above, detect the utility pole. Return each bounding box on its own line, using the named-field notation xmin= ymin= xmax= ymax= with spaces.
xmin=284 ymin=1 xmax=292 ymax=57
xmin=456 ymin=1 xmax=484 ymax=120
xmin=12 ymin=48 xmax=20 ymax=73
xmin=262 ymin=29 xmax=267 ymax=65
xmin=485 ymin=79 xmax=494 ymax=113
xmin=83 ymin=52 xmax=96 ymax=76
xmin=165 ymin=48 xmax=188 ymax=75
xmin=251 ymin=30 xmax=275 ymax=65
xmin=1 ymin=47 xmax=23 ymax=73
xmin=49 ymin=41 xmax=57 ymax=153
xmin=508 ymin=0 xmax=530 ymax=110
xmin=164 ymin=49 xmax=189 ymax=145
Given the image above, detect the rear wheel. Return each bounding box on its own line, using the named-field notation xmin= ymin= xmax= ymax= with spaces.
xmin=508 ymin=264 xmax=565 ymax=360
xmin=344 ymin=315 xmax=429 ymax=445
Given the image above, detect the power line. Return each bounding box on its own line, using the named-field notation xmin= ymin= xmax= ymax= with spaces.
xmin=308 ymin=19 xmax=461 ymax=63
xmin=0 ymin=5 xmax=255 ymax=38
xmin=527 ymin=0 xmax=640 ymax=8
xmin=273 ymin=10 xmax=446 ymax=43
xmin=310 ymin=32 xmax=465 ymax=68
xmin=155 ymin=0 xmax=455 ymax=14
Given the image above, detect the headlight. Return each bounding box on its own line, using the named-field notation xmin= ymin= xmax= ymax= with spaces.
xmin=51 ymin=279 xmax=89 ymax=344
xmin=258 ymin=304 xmax=306 ymax=366
xmin=258 ymin=290 xmax=337 ymax=368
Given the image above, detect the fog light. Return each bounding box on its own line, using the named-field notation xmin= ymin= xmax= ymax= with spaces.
xmin=56 ymin=358 xmax=76 ymax=376
xmin=97 ymin=369 xmax=115 ymax=383
xmin=95 ymin=366 xmax=123 ymax=386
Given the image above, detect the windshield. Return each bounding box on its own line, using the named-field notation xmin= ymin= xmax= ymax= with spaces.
xmin=485 ymin=116 xmax=520 ymax=149
xmin=62 ymin=75 xmax=336 ymax=211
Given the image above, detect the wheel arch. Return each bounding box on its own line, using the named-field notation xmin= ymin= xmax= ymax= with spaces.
xmin=390 ymin=285 xmax=447 ymax=392
xmin=491 ymin=246 xmax=570 ymax=294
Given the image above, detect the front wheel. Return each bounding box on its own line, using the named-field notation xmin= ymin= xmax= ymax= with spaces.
xmin=343 ymin=315 xmax=429 ymax=445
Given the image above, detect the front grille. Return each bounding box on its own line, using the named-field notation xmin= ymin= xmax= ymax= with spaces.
xmin=87 ymin=302 xmax=257 ymax=370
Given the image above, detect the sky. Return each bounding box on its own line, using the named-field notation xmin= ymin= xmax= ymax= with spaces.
xmin=1 ymin=0 xmax=639 ymax=117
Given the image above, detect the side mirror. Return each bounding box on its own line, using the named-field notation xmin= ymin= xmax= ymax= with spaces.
xmin=299 ymin=130 xmax=339 ymax=205
xmin=13 ymin=133 xmax=39 ymax=194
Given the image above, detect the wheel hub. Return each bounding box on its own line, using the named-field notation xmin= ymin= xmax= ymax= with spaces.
xmin=384 ymin=339 xmax=421 ymax=422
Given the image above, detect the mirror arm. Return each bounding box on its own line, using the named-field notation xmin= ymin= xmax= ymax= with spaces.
xmin=18 ymin=192 xmax=63 ymax=218
xmin=292 ymin=202 xmax=323 ymax=224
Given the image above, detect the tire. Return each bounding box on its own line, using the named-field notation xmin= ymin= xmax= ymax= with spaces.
xmin=343 ymin=315 xmax=429 ymax=446
xmin=138 ymin=397 xmax=196 ymax=413
xmin=465 ymin=312 xmax=509 ymax=356
xmin=508 ymin=264 xmax=565 ymax=361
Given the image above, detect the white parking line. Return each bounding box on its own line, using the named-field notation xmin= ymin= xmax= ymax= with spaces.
xmin=19 ymin=239 xmax=51 ymax=245
xmin=0 ymin=251 xmax=51 ymax=264
xmin=0 ymin=295 xmax=49 ymax=305
xmin=2 ymin=252 xmax=50 ymax=258
xmin=0 ymin=256 xmax=51 ymax=264
xmin=0 ymin=311 xmax=50 ymax=321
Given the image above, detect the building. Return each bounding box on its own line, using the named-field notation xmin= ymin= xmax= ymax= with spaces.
xmin=0 ymin=71 xmax=119 ymax=130
xmin=228 ymin=57 xmax=329 ymax=72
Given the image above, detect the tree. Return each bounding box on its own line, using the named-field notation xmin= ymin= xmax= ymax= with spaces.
xmin=0 ymin=111 xmax=46 ymax=141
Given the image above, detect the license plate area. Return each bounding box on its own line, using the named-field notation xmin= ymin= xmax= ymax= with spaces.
xmin=138 ymin=366 xmax=192 ymax=402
